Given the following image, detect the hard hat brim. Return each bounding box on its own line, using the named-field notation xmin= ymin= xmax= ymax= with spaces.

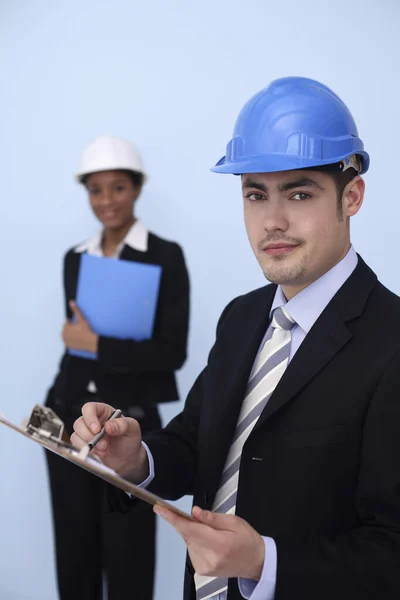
xmin=211 ymin=151 xmax=370 ymax=176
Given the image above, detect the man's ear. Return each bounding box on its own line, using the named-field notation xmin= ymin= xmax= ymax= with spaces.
xmin=343 ymin=176 xmax=365 ymax=217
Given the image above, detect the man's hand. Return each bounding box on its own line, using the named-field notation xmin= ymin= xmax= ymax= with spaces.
xmin=154 ymin=505 xmax=265 ymax=580
xmin=62 ymin=301 xmax=98 ymax=354
xmin=71 ymin=402 xmax=149 ymax=482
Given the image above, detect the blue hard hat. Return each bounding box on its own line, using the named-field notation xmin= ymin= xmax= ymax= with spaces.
xmin=211 ymin=77 xmax=369 ymax=175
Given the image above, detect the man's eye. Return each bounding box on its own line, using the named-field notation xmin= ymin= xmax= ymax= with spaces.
xmin=115 ymin=185 xmax=125 ymax=192
xmin=292 ymin=192 xmax=311 ymax=201
xmin=246 ymin=193 xmax=264 ymax=202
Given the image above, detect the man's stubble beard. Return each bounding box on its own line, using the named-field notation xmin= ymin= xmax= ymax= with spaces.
xmin=260 ymin=252 xmax=308 ymax=286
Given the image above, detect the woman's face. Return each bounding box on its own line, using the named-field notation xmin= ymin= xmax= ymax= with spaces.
xmin=85 ymin=170 xmax=140 ymax=230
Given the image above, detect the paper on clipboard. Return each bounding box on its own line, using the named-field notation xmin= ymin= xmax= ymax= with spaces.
xmin=0 ymin=406 xmax=192 ymax=520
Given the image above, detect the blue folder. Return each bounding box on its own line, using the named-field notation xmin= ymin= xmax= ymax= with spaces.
xmin=69 ymin=253 xmax=162 ymax=360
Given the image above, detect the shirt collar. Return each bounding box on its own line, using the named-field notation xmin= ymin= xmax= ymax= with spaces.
xmin=74 ymin=219 xmax=149 ymax=256
xmin=270 ymin=246 xmax=358 ymax=334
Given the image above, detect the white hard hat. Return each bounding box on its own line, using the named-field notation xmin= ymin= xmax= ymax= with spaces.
xmin=76 ymin=135 xmax=147 ymax=183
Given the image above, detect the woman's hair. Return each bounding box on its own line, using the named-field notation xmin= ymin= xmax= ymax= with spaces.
xmin=81 ymin=169 xmax=144 ymax=190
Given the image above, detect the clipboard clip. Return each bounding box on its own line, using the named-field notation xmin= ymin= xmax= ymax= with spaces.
xmin=22 ymin=404 xmax=68 ymax=445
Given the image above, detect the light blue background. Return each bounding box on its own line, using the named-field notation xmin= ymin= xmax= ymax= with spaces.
xmin=1 ymin=1 xmax=399 ymax=598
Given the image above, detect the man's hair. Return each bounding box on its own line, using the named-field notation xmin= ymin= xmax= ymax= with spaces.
xmin=305 ymin=161 xmax=359 ymax=219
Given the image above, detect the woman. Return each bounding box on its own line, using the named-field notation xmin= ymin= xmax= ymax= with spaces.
xmin=45 ymin=135 xmax=190 ymax=600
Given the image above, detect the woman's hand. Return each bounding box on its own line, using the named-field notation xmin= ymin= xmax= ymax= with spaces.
xmin=62 ymin=301 xmax=98 ymax=354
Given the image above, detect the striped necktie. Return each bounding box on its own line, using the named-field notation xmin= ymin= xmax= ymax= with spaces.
xmin=194 ymin=306 xmax=295 ymax=600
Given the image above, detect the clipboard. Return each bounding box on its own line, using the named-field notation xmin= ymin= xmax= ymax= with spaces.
xmin=0 ymin=405 xmax=192 ymax=520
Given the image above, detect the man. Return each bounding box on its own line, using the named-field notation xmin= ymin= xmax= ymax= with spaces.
xmin=72 ymin=77 xmax=400 ymax=600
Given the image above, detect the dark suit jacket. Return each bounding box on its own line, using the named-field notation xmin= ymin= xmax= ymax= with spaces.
xmin=115 ymin=256 xmax=400 ymax=599
xmin=45 ymin=232 xmax=190 ymax=421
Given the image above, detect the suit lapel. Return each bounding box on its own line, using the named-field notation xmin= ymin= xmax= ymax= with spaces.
xmin=254 ymin=307 xmax=351 ymax=429
xmin=216 ymin=286 xmax=276 ymax=424
xmin=120 ymin=243 xmax=151 ymax=263
xmin=205 ymin=285 xmax=276 ymax=503
xmin=254 ymin=255 xmax=378 ymax=430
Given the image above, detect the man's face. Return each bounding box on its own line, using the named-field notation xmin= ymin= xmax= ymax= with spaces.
xmin=242 ymin=169 xmax=363 ymax=297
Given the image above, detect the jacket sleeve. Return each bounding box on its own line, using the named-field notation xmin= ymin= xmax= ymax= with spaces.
xmin=141 ymin=297 xmax=238 ymax=500
xmin=108 ymin=296 xmax=239 ymax=511
xmin=44 ymin=250 xmax=75 ymax=406
xmin=63 ymin=250 xmax=75 ymax=319
xmin=96 ymin=243 xmax=190 ymax=373
xmin=274 ymin=348 xmax=400 ymax=599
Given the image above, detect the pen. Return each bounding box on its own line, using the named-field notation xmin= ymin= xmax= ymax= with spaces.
xmin=78 ymin=409 xmax=122 ymax=459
